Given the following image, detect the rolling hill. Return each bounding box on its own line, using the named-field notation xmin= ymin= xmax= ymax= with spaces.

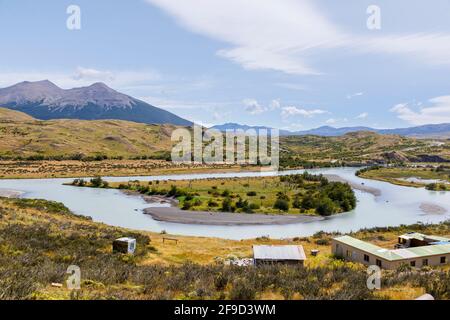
xmin=0 ymin=80 xmax=192 ymax=126
xmin=0 ymin=108 xmax=176 ymax=159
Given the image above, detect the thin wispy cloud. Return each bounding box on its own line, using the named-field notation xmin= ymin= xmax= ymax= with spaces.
xmin=326 ymin=118 xmax=348 ymax=125
xmin=0 ymin=68 xmax=161 ymax=89
xmin=146 ymin=0 xmax=450 ymax=75
xmin=347 ymin=92 xmax=364 ymax=100
xmin=356 ymin=112 xmax=369 ymax=119
xmin=281 ymin=106 xmax=327 ymax=118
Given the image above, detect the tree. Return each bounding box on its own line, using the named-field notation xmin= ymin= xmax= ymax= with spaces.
xmin=316 ymin=197 xmax=336 ymax=216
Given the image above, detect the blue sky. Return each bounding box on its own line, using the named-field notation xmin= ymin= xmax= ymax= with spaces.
xmin=2 ymin=0 xmax=450 ymax=129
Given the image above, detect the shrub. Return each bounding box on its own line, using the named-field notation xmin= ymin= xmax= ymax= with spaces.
xmin=274 ymin=198 xmax=289 ymax=211
xmin=229 ymin=278 xmax=256 ymax=300
xmin=249 ymin=203 xmax=260 ymax=210
xmin=221 ymin=190 xmax=230 ymax=197
xmin=90 ymin=177 xmax=108 ymax=188
xmin=182 ymin=201 xmax=193 ymax=210
xmin=246 ymin=191 xmax=257 ymax=197
xmin=208 ymin=200 xmax=218 ymax=207
xmin=221 ymin=197 xmax=233 ymax=212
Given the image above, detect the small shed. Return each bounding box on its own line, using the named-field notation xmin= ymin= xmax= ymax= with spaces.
xmin=113 ymin=237 xmax=136 ymax=254
xmin=253 ymin=245 xmax=306 ymax=266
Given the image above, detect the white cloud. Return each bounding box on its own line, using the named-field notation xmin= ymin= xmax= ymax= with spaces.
xmin=390 ymin=96 xmax=450 ymax=125
xmin=281 ymin=106 xmax=327 ymax=118
xmin=325 ymin=117 xmax=348 ymax=125
xmin=347 ymin=92 xmax=364 ymax=99
xmin=243 ymin=98 xmax=266 ymax=115
xmin=0 ymin=67 xmax=160 ymax=89
xmin=73 ymin=67 xmax=114 ymax=82
xmin=146 ymin=0 xmax=450 ymax=75
xmin=270 ymin=99 xmax=281 ymax=110
xmin=356 ymin=112 xmax=369 ymax=119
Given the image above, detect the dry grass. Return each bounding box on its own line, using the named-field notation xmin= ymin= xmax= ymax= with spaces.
xmin=0 ymin=160 xmax=261 ymax=179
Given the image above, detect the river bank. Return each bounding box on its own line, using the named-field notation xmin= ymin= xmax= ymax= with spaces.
xmin=1 ymin=167 xmax=449 ymax=239
xmin=144 ymin=206 xmax=324 ymax=226
xmin=0 ymin=189 xmax=24 ymax=198
xmin=323 ymin=174 xmax=381 ymax=196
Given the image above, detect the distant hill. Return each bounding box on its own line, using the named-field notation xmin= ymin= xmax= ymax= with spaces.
xmin=210 ymin=123 xmax=276 ymax=133
xmin=212 ymin=123 xmax=450 ymax=138
xmin=0 ymin=80 xmax=192 ymax=126
xmin=280 ymin=131 xmax=449 ymax=163
xmin=288 ymin=124 xmax=450 ymax=138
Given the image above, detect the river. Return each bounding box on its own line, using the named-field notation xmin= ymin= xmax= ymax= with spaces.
xmin=0 ymin=167 xmax=449 ymax=239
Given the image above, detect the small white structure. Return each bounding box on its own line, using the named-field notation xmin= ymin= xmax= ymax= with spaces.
xmin=113 ymin=237 xmax=136 ymax=254
xmin=415 ymin=294 xmax=434 ymax=300
xmin=253 ymin=245 xmax=306 ymax=266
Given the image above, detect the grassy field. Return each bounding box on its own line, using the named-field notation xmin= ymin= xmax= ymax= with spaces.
xmin=357 ymin=166 xmax=450 ymax=190
xmin=0 ymin=197 xmax=449 ymax=300
xmin=280 ymin=132 xmax=450 ymax=166
xmin=0 ymin=159 xmax=262 ymax=179
xmin=77 ymin=173 xmax=356 ymax=216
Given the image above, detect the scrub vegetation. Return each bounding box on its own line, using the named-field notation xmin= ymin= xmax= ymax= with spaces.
xmin=0 ymin=197 xmax=449 ymax=300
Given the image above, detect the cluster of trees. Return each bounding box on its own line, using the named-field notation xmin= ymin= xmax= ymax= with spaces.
xmin=297 ymin=182 xmax=356 ymax=216
xmin=277 ymin=174 xmax=356 ymax=216
xmin=355 ymin=166 xmax=383 ymax=176
xmin=426 ymin=183 xmax=449 ymax=191
xmin=71 ymin=177 xmax=109 ymax=188
xmin=279 ymin=155 xmax=339 ymax=169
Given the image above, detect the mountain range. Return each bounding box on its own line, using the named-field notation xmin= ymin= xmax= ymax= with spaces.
xmin=0 ymin=80 xmax=192 ymax=126
xmin=1 ymin=81 xmax=449 ymax=138
xmin=211 ymin=123 xmax=450 ymax=138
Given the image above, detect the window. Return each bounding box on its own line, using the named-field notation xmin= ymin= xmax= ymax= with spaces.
xmin=376 ymin=259 xmax=382 ymax=267
xmin=441 ymin=257 xmax=446 ymax=264
xmin=410 ymin=261 xmax=416 ymax=267
xmin=422 ymin=259 xmax=428 ymax=266
xmin=346 ymin=250 xmax=351 ymax=258
xmin=364 ymin=254 xmax=370 ymax=262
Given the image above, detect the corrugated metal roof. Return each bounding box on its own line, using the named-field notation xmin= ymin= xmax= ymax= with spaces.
xmin=399 ymin=232 xmax=450 ymax=242
xmin=253 ymin=245 xmax=306 ymax=261
xmin=393 ymin=244 xmax=450 ymax=258
xmin=334 ymin=236 xmax=403 ymax=260
xmin=334 ymin=236 xmax=450 ymax=261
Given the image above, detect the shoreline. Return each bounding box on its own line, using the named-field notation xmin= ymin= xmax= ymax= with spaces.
xmin=323 ymin=174 xmax=381 ymax=196
xmin=136 ymin=193 xmax=325 ymax=226
xmin=0 ymin=189 xmax=24 ymax=198
xmin=143 ymin=206 xmax=325 ymax=226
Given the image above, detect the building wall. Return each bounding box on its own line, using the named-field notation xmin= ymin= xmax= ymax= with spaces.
xmin=331 ymin=239 xmax=450 ymax=269
xmin=254 ymin=259 xmax=304 ymax=266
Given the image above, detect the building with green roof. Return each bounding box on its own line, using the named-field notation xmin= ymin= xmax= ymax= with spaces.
xmin=332 ymin=234 xmax=450 ymax=269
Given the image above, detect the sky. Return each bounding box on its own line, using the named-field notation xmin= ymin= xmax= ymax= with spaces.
xmin=2 ymin=0 xmax=450 ymax=130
